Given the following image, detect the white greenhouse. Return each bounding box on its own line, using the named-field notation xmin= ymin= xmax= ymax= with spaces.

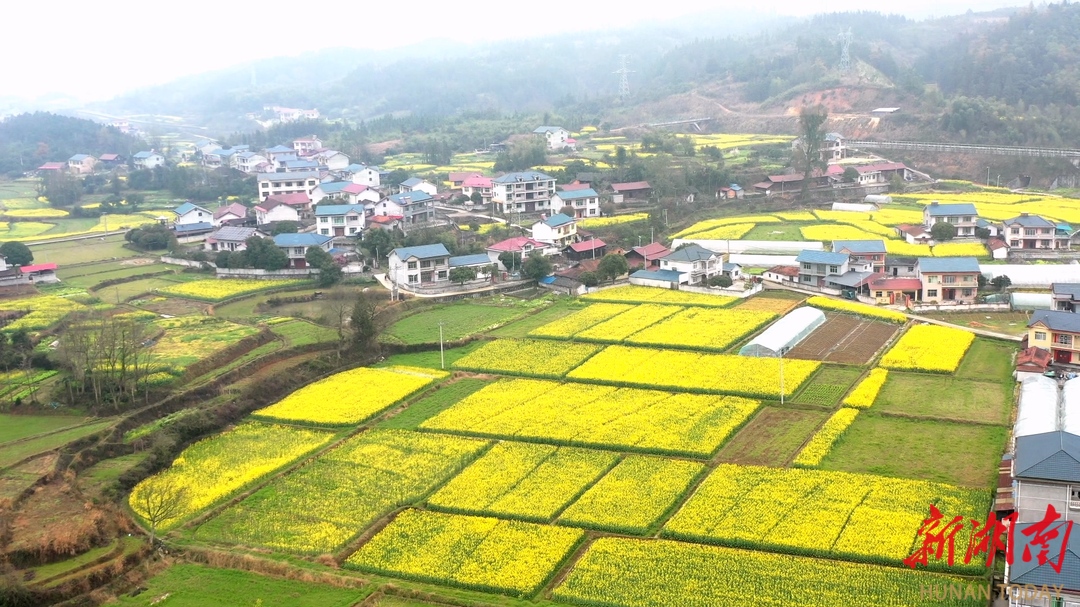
xmin=739 ymin=306 xmax=826 ymax=358
xmin=1014 ymin=375 xmax=1059 ymax=439
xmin=1063 ymin=378 xmax=1080 ymax=436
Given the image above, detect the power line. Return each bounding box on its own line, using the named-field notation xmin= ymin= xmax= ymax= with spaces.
xmin=838 ymin=29 xmax=853 ymax=73
xmin=614 ymin=55 xmax=634 ymax=99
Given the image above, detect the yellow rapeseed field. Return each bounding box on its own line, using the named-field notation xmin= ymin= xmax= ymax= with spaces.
xmin=158 ymin=278 xmax=307 ymax=302
xmin=452 ymin=339 xmax=603 ymax=378
xmin=842 ymin=368 xmax=888 ymax=408
xmin=583 ymin=285 xmax=736 ymax=307
xmin=792 ymin=408 xmax=860 ymax=467
xmin=805 ymin=296 xmax=907 ymax=323
xmin=880 ymin=324 xmax=974 ymax=373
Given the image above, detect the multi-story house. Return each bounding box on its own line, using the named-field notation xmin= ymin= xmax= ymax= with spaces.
xmin=1028 ymin=309 xmax=1080 ymax=364
xmin=344 ymin=164 xmax=381 ymax=188
xmin=257 ymin=171 xmax=320 ymax=200
xmin=922 ymin=202 xmax=979 ymax=237
xmin=292 ymin=136 xmax=322 ymax=155
xmin=388 ymin=244 xmax=451 ymax=286
xmin=273 ymin=233 xmax=333 ymax=269
xmin=67 ymin=154 xmax=96 ymax=174
xmin=884 ymin=255 xmax=918 ymax=278
xmin=315 ymin=204 xmax=366 ymax=238
xmin=795 ymin=250 xmax=852 ymax=286
xmin=212 ymin=202 xmax=248 ymax=226
xmin=310 ymin=149 xmax=349 ymax=171
xmin=377 ymin=191 xmax=434 ymax=225
xmin=449 ymin=172 xmax=481 ymax=189
xmin=400 ymin=177 xmax=438 ymax=197
xmin=551 ymin=188 xmax=601 ymax=218
xmin=1053 ymin=283 xmax=1080 ymax=312
xmin=658 ymin=244 xmax=723 ymax=286
xmin=852 ymin=162 xmax=911 ymax=185
xmin=233 ymin=151 xmax=268 ymax=174
xmin=492 ymin=171 xmax=556 ymax=214
xmin=264 ymin=145 xmax=295 ymax=166
xmin=1003 ymin=213 xmax=1068 ymax=250
xmin=533 ymin=126 xmax=572 ymax=150
xmin=253 ymin=199 xmax=300 ymax=225
xmin=530 ymin=213 xmax=577 ymax=248
xmin=915 ymin=257 xmax=981 ymax=303
xmin=132 ymin=151 xmax=165 ymax=170
xmin=461 ymin=175 xmax=493 ymax=205
xmin=832 ymin=239 xmax=886 ymax=273
xmin=204 ymin=226 xmax=268 ymax=252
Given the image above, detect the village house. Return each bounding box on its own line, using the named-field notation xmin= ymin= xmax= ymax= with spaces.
xmin=132 ymin=151 xmax=165 ymax=170
xmin=261 ymin=192 xmax=312 ymax=218
xmin=213 ymin=202 xmax=248 ymax=226
xmin=310 ymin=181 xmax=356 ymax=205
xmin=388 ymin=243 xmax=451 ymax=286
xmin=376 ymin=191 xmax=435 ymax=225
xmin=233 ymin=151 xmax=268 ymax=174
xmin=795 ymin=250 xmax=853 ymax=286
xmin=852 ymin=162 xmax=912 ymax=185
xmin=342 ymin=184 xmax=380 ymax=205
xmin=343 ymin=164 xmax=381 ymax=188
xmin=1005 ymin=520 xmax=1080 ymax=606
xmin=461 ymin=175 xmax=494 ymax=205
xmin=1028 ymin=310 xmax=1080 ymax=364
xmin=884 ymin=255 xmax=918 ymax=278
xmin=923 ymin=202 xmax=979 ymax=237
xmin=292 ymin=136 xmax=322 ymax=156
xmin=492 ymin=171 xmax=556 ymax=214
xmin=832 ymin=240 xmax=886 ymax=273
xmin=310 ymin=149 xmax=350 ymax=171
xmin=552 ymin=188 xmax=601 ymax=218
xmin=97 ymin=153 xmax=122 ymax=167
xmin=533 ymin=126 xmax=572 ymax=150
xmin=400 ymin=177 xmax=438 ymax=197
xmin=716 ymin=184 xmax=745 ymax=200
xmin=566 ymin=238 xmax=606 ymax=262
xmin=264 ymin=145 xmax=295 ymax=165
xmin=531 ymin=213 xmax=577 ymax=248
xmin=253 ymin=199 xmax=300 ymax=225
xmin=204 ymin=226 xmax=268 ymax=252
xmin=1053 ymin=283 xmax=1080 ymax=312
xmin=1003 ymin=213 xmax=1069 ymax=250
xmin=763 ymin=265 xmax=799 ymax=284
xmin=283 ymin=159 xmax=319 ymax=172
xmin=315 ymin=204 xmax=365 ymax=238
xmin=658 ymin=243 xmax=723 ymax=286
xmin=1012 ymin=428 xmax=1080 ymax=525
xmin=895 ymin=224 xmax=933 ymax=245
xmin=20 ymin=262 xmax=58 ymax=284
xmin=449 ymin=172 xmax=481 ymax=189
xmin=257 ymin=171 xmax=320 ymax=200
xmin=173 ymin=202 xmax=213 ymax=227
xmin=486 ymin=237 xmax=552 ymax=270
xmin=67 ymin=154 xmax=96 ymax=175
xmin=37 ymin=162 xmax=65 ymax=173
xmin=976 ymin=218 xmax=1000 ymax=238
xmin=610 ymin=182 xmax=652 ymax=203
xmin=869 ymin=276 xmax=922 ymax=305
xmin=625 ymin=242 xmax=670 ymax=269
xmin=988 ymin=238 xmax=1010 ymax=260
xmin=273 ymin=233 xmax=333 ymax=269
xmin=448 ymin=253 xmax=495 ymax=281
xmin=916 ymin=257 xmax=981 ymax=303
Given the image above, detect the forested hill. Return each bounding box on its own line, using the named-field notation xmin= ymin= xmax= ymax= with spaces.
xmin=919 ymin=2 xmax=1080 ymax=107
xmin=0 ymin=113 xmax=146 ymax=176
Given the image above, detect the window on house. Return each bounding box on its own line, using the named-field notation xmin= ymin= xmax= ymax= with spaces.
xmin=1042 ymin=240 xmax=1051 ymax=247
xmin=876 ymin=291 xmax=883 ymax=297
xmin=293 ymin=247 xmax=303 ymax=255
xmin=907 ymin=266 xmax=914 ymax=272
xmin=927 ymin=276 xmax=938 ymax=283
xmin=1035 ymin=331 xmax=1047 ymax=340
xmin=1071 ymin=486 xmax=1080 ymax=509
xmin=1056 ymin=334 xmax=1073 ymax=346
xmin=829 ymin=265 xmax=839 ymax=274
xmin=927 ymin=289 xmax=938 ymax=297
xmin=1011 ymin=240 xmax=1021 ymax=247
xmin=333 ymin=217 xmax=344 ymax=224
xmin=407 ymin=261 xmax=417 ymax=270
xmin=943 ymin=276 xmax=956 ymax=284
xmin=320 ymin=229 xmax=329 ymax=235
xmin=802 ymin=263 xmax=811 ymax=270
xmin=801 ymin=275 xmax=813 ymax=283
xmin=1011 ymin=228 xmax=1019 ymax=234
xmin=1025 ymin=228 xmax=1036 ymax=236
xmin=962 ymin=288 xmax=972 ymax=297
xmin=407 ymin=274 xmax=418 ymax=283
xmin=437 ymin=270 xmax=447 ymax=279
xmin=420 ymin=260 xmax=432 ymax=269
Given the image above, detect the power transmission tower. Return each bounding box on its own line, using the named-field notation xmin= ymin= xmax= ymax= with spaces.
xmin=837 ymin=29 xmax=853 ymax=73
xmin=614 ymin=55 xmax=634 ymax=99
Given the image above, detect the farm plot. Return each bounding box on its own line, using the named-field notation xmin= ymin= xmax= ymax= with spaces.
xmin=196 ymin=430 xmax=487 ymax=554
xmin=787 ymin=314 xmax=899 ymax=364
xmin=715 ymin=407 xmax=832 ymax=467
xmin=419 ymin=378 xmax=762 ymax=457
xmin=622 ymin=307 xmax=777 ymax=351
xmin=873 ymin=373 xmax=1011 ymax=424
xmin=558 ymin=455 xmax=704 ymax=534
xmin=792 ymin=366 xmax=863 ymax=407
xmin=345 ymin=509 xmax=584 ymax=597
xmin=0 ymin=294 xmax=85 ymax=332
xmin=129 ymin=422 xmax=334 ymax=529
xmin=527 ymin=303 xmax=634 ymax=338
xmin=566 ymin=345 xmax=819 ymax=399
xmin=148 ymin=316 xmax=260 ymax=376
xmin=582 ymin=285 xmax=736 ymax=307
xmin=552 ymin=537 xmax=975 ymax=607
xmin=451 ymin=339 xmax=602 ymax=378
xmin=428 ymin=442 xmax=618 ymax=522
xmin=382 ymin=297 xmax=548 ymax=345
xmin=253 ymin=366 xmax=447 ymax=426
xmin=574 ymin=304 xmax=684 ymax=342
xmin=880 ymin=324 xmax=974 ymax=373
xmin=736 ymin=295 xmax=803 ymax=314
xmin=663 ymin=464 xmax=989 ymax=571
xmin=157 ymin=278 xmax=309 ymax=302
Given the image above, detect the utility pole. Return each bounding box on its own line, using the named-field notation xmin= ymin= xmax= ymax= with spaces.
xmin=439 ymin=321 xmax=445 ymax=370
xmin=778 ymin=347 xmax=788 ymax=405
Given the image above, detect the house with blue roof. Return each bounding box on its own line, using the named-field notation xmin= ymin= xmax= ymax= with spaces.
xmin=531 ymin=213 xmax=577 ymax=247
xmin=375 ymin=191 xmax=434 ymax=225
xmin=449 ymin=253 xmax=495 ymax=281
xmin=273 ymin=233 xmax=333 ymax=268
xmin=922 ymin=201 xmax=979 ymax=237
xmin=133 ymin=151 xmax=165 ymax=170
xmin=173 ymin=202 xmax=213 ymax=227
xmin=551 ymin=188 xmax=600 ymax=219
xmin=533 ymin=126 xmax=572 ymax=150
xmin=1003 ymin=213 xmax=1070 ymax=250
xmin=388 ymin=244 xmax=452 ymax=287
xmin=233 ymin=151 xmax=268 ymax=174
xmin=400 ymin=177 xmax=437 ymax=197
xmin=492 ymin=171 xmax=556 ymax=214
xmin=795 ymin=250 xmax=853 ymax=286
xmin=915 ymin=257 xmax=981 ymax=303
xmin=832 ymin=239 xmax=887 ymax=272
xmin=342 ymin=164 xmax=381 ymax=188
xmin=67 ymin=154 xmax=96 ymax=175
xmin=315 ymin=204 xmax=365 ymax=238
xmin=659 ymin=244 xmax=724 ymax=285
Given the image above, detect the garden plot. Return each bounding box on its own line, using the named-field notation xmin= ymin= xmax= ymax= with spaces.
xmin=787 ymin=314 xmax=898 ymax=364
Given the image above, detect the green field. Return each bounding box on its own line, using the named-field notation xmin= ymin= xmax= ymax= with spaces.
xmin=487 ymin=300 xmax=584 ymax=338
xmin=376 ymin=379 xmax=489 ymax=430
xmin=30 ymin=234 xmax=138 ymax=265
xmin=923 ymin=312 xmax=1031 ymax=337
xmin=956 ymin=338 xmax=1016 ymax=381
xmin=63 ymin=263 xmax=173 ymax=289
xmin=108 ymin=564 xmax=369 ymax=607
xmin=271 ymin=319 xmax=340 ymax=347
xmin=0 ymin=414 xmax=93 ymax=444
xmin=741 ymin=224 xmax=808 ymax=241
xmin=56 ymin=258 xmax=157 ymax=279
xmin=376 ymin=341 xmax=484 ymax=370
xmin=101 ymin=276 xmax=184 ymax=302
xmin=0 ymin=420 xmax=113 ymax=468
xmin=79 ymin=452 xmax=149 ymax=495
xmin=792 ymin=366 xmax=863 ymax=407
xmin=819 ymin=413 xmax=1007 ymax=487
xmin=715 ymin=407 xmax=830 ymax=466
xmin=382 ymin=298 xmax=550 ymax=345
xmin=874 ymin=373 xmax=1011 ymax=424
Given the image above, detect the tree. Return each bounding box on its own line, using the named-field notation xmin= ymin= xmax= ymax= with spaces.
xmin=271 ymin=221 xmax=300 ymax=235
xmin=990 ymin=275 xmax=1012 ymax=290
xmin=0 ymin=242 xmax=32 ymax=266
xmin=597 ymin=253 xmax=629 ymax=284
xmin=559 ymin=205 xmax=576 ymax=218
xmin=470 ymin=191 xmax=483 ymax=205
xmin=498 ymin=251 xmax=518 ymax=272
xmin=131 ymin=475 xmax=189 ymax=546
xmin=41 ymin=170 xmax=83 ymax=207
xmin=930 ymin=221 xmax=957 ymax=241
xmin=306 ymin=246 xmax=342 ymax=287
xmin=125 ymin=224 xmax=177 ymax=251
xmin=362 ymin=228 xmax=396 ymax=267
xmin=974 ymin=227 xmax=992 ymax=240
xmin=350 ymin=292 xmax=379 ymax=352
xmin=449 ymin=266 xmax=477 ymax=285
xmin=797 ymin=105 xmax=829 ymax=200
xmin=842 ymin=167 xmax=860 ymax=183
xmin=708 ymin=274 xmax=734 ymax=287
xmin=521 ymin=252 xmax=553 ymax=281
xmin=243 ymin=236 xmax=289 ymax=271
xmin=579 ymin=271 xmax=600 ymax=287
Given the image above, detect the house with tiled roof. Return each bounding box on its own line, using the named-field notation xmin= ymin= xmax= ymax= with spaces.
xmin=67 ymin=154 xmax=96 ymax=175
xmin=1029 ymin=310 xmax=1080 ymax=364
xmin=388 ymin=244 xmax=451 ymax=286
xmin=315 ymin=204 xmax=365 ymax=238
xmin=533 ymin=126 xmax=571 ymax=150
xmin=610 ymin=181 xmax=652 ymax=202
xmin=923 ymin=202 xmax=979 ymax=237
xmin=852 ymin=162 xmax=911 ymax=185
xmin=832 ymin=240 xmax=886 ymax=273
xmin=895 ymin=223 xmax=933 ymax=245
xmin=625 ymin=242 xmax=670 ymax=269
xmin=461 ymin=175 xmax=493 ymax=205
xmin=449 ymin=172 xmax=481 ymax=189
xmin=486 ymin=237 xmax=553 ymax=270
xmin=257 ymin=171 xmax=320 ymax=201
xmin=1005 ymin=518 xmax=1080 ymax=605
xmin=253 ymin=199 xmax=300 ymax=225
xmin=1053 ymin=283 xmax=1080 ymax=312
xmin=1003 ymin=213 xmax=1068 ymax=250
xmin=531 ymin=213 xmax=577 ymax=247
xmin=212 ymin=202 xmax=249 ymax=226
xmin=133 ymin=151 xmax=165 ymax=170
xmin=400 ymin=177 xmax=437 ymax=197
xmin=343 ymin=164 xmax=381 ymax=188
xmin=659 ymin=244 xmax=723 ymax=285
xmin=551 ymin=188 xmax=600 ymax=218
xmin=273 ymin=233 xmax=333 ymax=268
xmin=310 ymin=149 xmax=349 ymax=171
xmin=37 ymin=161 xmax=65 ymax=173
xmin=566 ymin=238 xmax=606 ymax=262
xmin=204 ymin=226 xmax=268 ymax=253
xmin=375 ymin=191 xmax=434 ymax=225
xmin=174 ymin=202 xmax=213 ymax=226
xmin=492 ymin=171 xmax=556 ymax=214
xmin=795 ymin=250 xmax=853 ymax=287
xmin=292 ymin=136 xmax=322 ymax=155
xmin=233 ymin=151 xmax=268 ymax=174
xmin=916 ymin=257 xmax=981 ymax=303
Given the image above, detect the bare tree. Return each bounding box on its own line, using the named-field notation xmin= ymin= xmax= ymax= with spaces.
xmin=797 ymin=105 xmax=829 ymax=200
xmin=131 ymin=475 xmax=189 ymax=546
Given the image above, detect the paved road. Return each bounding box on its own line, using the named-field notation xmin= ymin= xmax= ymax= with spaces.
xmin=434 ymin=205 xmax=526 ymax=230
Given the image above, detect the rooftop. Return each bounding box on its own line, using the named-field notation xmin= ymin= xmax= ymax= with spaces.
xmin=401 ymin=177 xmax=426 ymax=187
xmin=555 ymin=188 xmax=598 ymax=200
xmin=767 ymin=265 xmax=800 ymax=277
xmin=265 ymin=192 xmax=311 ymax=206
xmin=541 ymin=213 xmax=575 ymax=228
xmin=925 ymin=202 xmax=978 ymax=216
xmin=257 ymin=171 xmax=320 ymax=181
xmin=487 ymin=237 xmax=547 ymax=253
xmin=315 ymin=204 xmax=365 ymax=216
xmin=1008 ymin=520 xmax=1080 ymax=591
xmin=1014 ymin=431 xmax=1080 ymax=483
xmin=832 ymin=239 xmax=886 ymax=254
xmin=662 ymin=244 xmax=718 ymax=263
xmin=493 ymin=171 xmax=553 ymax=184
xmin=68 ymin=154 xmax=91 ymax=161
xmin=274 ymin=233 xmax=333 ymax=247
xmin=568 ymin=239 xmax=606 ymax=253
xmin=174 ymin=202 xmax=210 ymax=216
xmin=611 ymin=181 xmax=651 ymax=192
xmin=391 ymin=243 xmax=451 ymax=260
xmin=462 ymin=175 xmax=492 ymax=188
xmin=630 ymin=242 xmax=670 ymax=259
xmin=916 ymin=257 xmax=981 ymax=273
xmin=1053 ymin=283 xmax=1080 ymax=300
xmin=19 ymin=263 xmax=57 ymax=273
xmin=449 ymin=253 xmax=492 ymax=268
xmin=174 ymin=222 xmax=213 ymax=234
xmin=796 ymin=250 xmax=851 ymax=265
xmin=630 ymin=269 xmax=683 ymax=283
xmin=388 ymin=191 xmax=433 ymax=205
xmin=213 ymin=203 xmax=248 ymax=220
xmin=1030 ymin=309 xmax=1080 ymax=333
xmin=209 ymin=226 xmax=263 ymax=242
xmin=1004 ymin=214 xmax=1056 ymax=228
xmin=533 ymin=126 xmax=566 ymax=134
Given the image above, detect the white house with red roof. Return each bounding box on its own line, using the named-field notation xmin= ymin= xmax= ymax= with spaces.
xmin=486 ymin=237 xmax=556 ymax=269
xmin=253 ymin=199 xmax=300 ymax=225
xmin=342 ymin=183 xmax=380 ymax=205
xmin=461 ymin=175 xmax=493 ymax=205
xmin=37 ymin=161 xmax=66 ymax=173
xmin=853 ymin=162 xmax=912 ymax=185
xmin=20 ymin=263 xmax=59 ymax=284
xmin=262 ymin=192 xmax=312 ymax=218
xmin=895 ymin=223 xmax=933 ymax=245
xmin=212 ymin=202 xmax=248 ymax=226
xmin=449 ymin=172 xmax=481 ymax=189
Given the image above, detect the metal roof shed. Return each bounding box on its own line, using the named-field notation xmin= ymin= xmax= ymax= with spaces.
xmin=738 ymin=306 xmax=826 ymax=358
xmin=1014 ymin=375 xmax=1060 ymax=439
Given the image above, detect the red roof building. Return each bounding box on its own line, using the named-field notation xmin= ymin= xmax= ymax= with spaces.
xmin=265 ymin=192 xmax=311 ymax=208
xmin=487 ymin=237 xmax=548 ymax=254
xmin=1016 ymin=346 xmax=1052 ymax=376
xmin=869 ymin=276 xmax=922 ymax=305
xmin=19 ymin=263 xmax=57 ymax=273
xmin=610 ymin=181 xmax=652 ymax=201
xmin=625 ymin=242 xmax=670 ymax=269
xmin=561 ymin=181 xmax=592 ymax=192
xmin=37 ymin=162 xmax=65 ymax=171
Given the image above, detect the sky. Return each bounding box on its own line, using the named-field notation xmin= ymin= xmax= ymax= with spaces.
xmin=1 ymin=0 xmax=1022 ymax=104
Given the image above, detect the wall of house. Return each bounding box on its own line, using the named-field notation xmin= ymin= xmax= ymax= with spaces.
xmin=1015 ymin=480 xmax=1080 ymax=524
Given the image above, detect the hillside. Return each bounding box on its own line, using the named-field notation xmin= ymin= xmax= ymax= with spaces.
xmin=0 ymin=113 xmax=146 ymax=177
